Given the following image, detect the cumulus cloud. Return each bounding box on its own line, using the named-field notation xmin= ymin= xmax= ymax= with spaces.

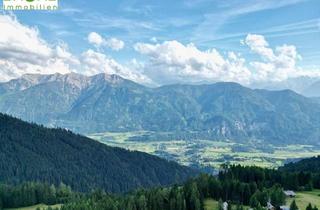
xmin=134 ymin=40 xmax=251 ymax=85
xmin=105 ymin=38 xmax=125 ymax=51
xmin=81 ymin=49 xmax=152 ymax=84
xmin=244 ymin=34 xmax=275 ymax=60
xmin=88 ymin=32 xmax=104 ymax=47
xmin=0 ymin=15 xmax=149 ymax=84
xmin=1 ymin=13 xmax=318 ymax=87
xmin=134 ymin=35 xmax=319 ymax=85
xmin=0 ymin=14 xmax=78 ymax=82
xmin=244 ymin=34 xmax=303 ymax=81
xmin=87 ymin=32 xmax=125 ymax=51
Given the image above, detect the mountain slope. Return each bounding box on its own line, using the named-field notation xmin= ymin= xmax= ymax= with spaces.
xmin=250 ymin=76 xmax=320 ymax=97
xmin=0 ymin=73 xmax=91 ymax=124
xmin=1 ymin=73 xmax=320 ymax=145
xmin=314 ymin=97 xmax=320 ymax=103
xmin=280 ymin=156 xmax=320 ymax=173
xmin=303 ymin=80 xmax=320 ymax=97
xmin=0 ymin=113 xmax=197 ymax=193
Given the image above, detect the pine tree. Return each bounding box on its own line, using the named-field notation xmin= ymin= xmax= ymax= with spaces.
xmin=243 ymin=184 xmax=251 ymax=205
xmin=126 ymin=196 xmax=137 ymax=210
xmin=0 ymin=195 xmax=3 ymax=210
xmin=236 ymin=204 xmax=244 ymax=210
xmin=254 ymin=203 xmax=264 ymax=210
xmin=307 ymin=203 xmax=313 ymax=210
xmin=249 ymin=195 xmax=260 ymax=208
xmin=290 ymin=200 xmax=298 ymax=210
xmin=136 ymin=195 xmax=147 ymax=210
xmin=269 ymin=186 xmax=286 ymax=207
xmin=189 ymin=183 xmax=201 ymax=210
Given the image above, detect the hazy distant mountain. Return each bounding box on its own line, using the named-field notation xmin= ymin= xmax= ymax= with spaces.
xmin=1 ymin=73 xmax=320 ymax=145
xmin=313 ymin=97 xmax=320 ymax=103
xmin=302 ymin=80 xmax=320 ymax=97
xmin=0 ymin=113 xmax=196 ymax=193
xmin=251 ymin=76 xmax=320 ymax=97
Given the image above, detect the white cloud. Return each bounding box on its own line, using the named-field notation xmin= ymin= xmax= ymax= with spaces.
xmin=134 ymin=36 xmax=320 ymax=85
xmin=0 ymin=15 xmax=147 ymax=84
xmin=0 ymin=14 xmax=77 ymax=82
xmin=150 ymin=37 xmax=158 ymax=43
xmin=134 ymin=40 xmax=251 ymax=85
xmin=244 ymin=34 xmax=275 ymax=60
xmin=81 ymin=49 xmax=124 ymax=75
xmin=88 ymin=32 xmax=104 ymax=47
xmin=87 ymin=32 xmax=125 ymax=51
xmin=244 ymin=33 xmax=305 ymax=81
xmin=105 ymin=37 xmax=125 ymax=51
xmin=81 ymin=49 xmax=152 ymax=84
xmin=1 ymin=14 xmax=318 ymax=87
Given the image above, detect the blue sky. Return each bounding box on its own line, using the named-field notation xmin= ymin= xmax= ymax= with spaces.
xmin=0 ymin=0 xmax=320 ymax=85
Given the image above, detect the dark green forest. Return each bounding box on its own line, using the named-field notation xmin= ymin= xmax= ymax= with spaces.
xmin=0 ymin=113 xmax=319 ymax=210
xmin=0 ymin=182 xmax=74 ymax=209
xmin=0 ymin=113 xmax=196 ymax=193
xmin=1 ymin=159 xmax=320 ymax=210
xmin=279 ymin=156 xmax=320 ymax=173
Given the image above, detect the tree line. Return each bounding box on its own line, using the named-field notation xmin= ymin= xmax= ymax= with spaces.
xmin=0 ymin=182 xmax=75 ymax=209
xmin=1 ymin=164 xmax=319 ymax=210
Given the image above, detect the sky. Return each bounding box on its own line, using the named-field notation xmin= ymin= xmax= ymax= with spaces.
xmin=0 ymin=0 xmax=319 ymax=86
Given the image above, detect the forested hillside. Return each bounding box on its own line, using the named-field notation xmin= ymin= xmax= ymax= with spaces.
xmin=280 ymin=156 xmax=320 ymax=173
xmin=2 ymin=159 xmax=320 ymax=210
xmin=0 ymin=113 xmax=197 ymax=193
xmin=50 ymin=161 xmax=320 ymax=210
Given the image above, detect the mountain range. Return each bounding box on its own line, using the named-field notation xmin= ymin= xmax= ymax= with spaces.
xmin=0 ymin=113 xmax=196 ymax=193
xmin=250 ymin=76 xmax=320 ymax=97
xmin=0 ymin=73 xmax=320 ymax=145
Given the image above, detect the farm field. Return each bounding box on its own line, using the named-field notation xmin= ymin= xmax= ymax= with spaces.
xmin=5 ymin=204 xmax=62 ymax=210
xmin=88 ymin=131 xmax=320 ymax=169
xmin=287 ymin=190 xmax=320 ymax=210
xmin=204 ymin=199 xmax=219 ymax=210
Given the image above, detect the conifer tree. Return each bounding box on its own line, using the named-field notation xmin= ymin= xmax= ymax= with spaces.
xmin=290 ymin=200 xmax=298 ymax=210
xmin=306 ymin=203 xmax=313 ymax=210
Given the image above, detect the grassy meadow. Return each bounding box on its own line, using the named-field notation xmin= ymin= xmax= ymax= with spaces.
xmin=287 ymin=190 xmax=320 ymax=210
xmin=204 ymin=199 xmax=219 ymax=210
xmin=204 ymin=190 xmax=320 ymax=210
xmin=88 ymin=131 xmax=320 ymax=169
xmin=5 ymin=204 xmax=62 ymax=210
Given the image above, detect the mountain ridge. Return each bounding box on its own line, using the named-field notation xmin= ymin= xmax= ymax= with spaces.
xmin=1 ymin=73 xmax=320 ymax=145
xmin=251 ymin=76 xmax=320 ymax=97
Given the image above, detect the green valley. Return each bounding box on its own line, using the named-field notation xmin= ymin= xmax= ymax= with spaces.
xmin=89 ymin=131 xmax=320 ymax=169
